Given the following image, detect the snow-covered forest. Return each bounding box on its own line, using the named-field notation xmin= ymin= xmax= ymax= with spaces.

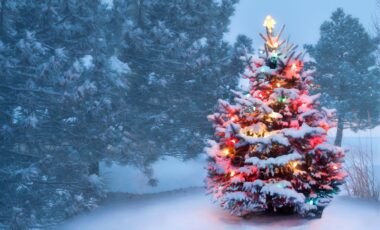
xmin=1 ymin=0 xmax=379 ymax=229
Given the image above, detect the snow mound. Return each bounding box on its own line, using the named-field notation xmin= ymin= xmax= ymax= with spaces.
xmin=59 ymin=188 xmax=380 ymax=230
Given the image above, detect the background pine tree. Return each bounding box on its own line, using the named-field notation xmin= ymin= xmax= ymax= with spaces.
xmin=305 ymin=8 xmax=380 ymax=146
xmin=0 ymin=0 xmax=245 ymax=227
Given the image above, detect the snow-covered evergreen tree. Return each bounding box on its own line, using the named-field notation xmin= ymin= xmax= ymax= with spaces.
xmin=0 ymin=1 xmax=129 ymax=227
xmin=206 ymin=16 xmax=346 ymax=218
xmin=0 ymin=0 xmax=243 ymax=227
xmin=305 ymin=8 xmax=380 ymax=146
xmin=122 ymin=0 xmax=243 ymax=164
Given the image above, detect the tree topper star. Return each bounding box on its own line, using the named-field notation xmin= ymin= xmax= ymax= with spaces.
xmin=263 ymin=15 xmax=276 ymax=33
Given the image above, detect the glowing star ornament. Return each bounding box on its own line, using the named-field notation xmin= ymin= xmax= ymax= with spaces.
xmin=263 ymin=15 xmax=276 ymax=33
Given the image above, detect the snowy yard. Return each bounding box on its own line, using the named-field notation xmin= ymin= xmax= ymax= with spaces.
xmin=58 ymin=188 xmax=380 ymax=230
xmin=64 ymin=134 xmax=379 ymax=230
xmin=101 ymin=135 xmax=380 ymax=194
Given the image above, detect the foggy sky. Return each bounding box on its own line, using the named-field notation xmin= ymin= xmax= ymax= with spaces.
xmin=225 ymin=0 xmax=379 ymax=47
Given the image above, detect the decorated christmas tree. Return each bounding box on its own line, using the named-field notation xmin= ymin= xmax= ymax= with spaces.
xmin=206 ymin=16 xmax=346 ymax=218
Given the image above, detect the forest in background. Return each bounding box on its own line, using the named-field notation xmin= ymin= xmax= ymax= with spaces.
xmin=0 ymin=0 xmax=379 ymax=229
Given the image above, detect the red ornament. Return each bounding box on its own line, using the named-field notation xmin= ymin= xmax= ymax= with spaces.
xmin=226 ymin=137 xmax=239 ymax=146
xmin=290 ymin=120 xmax=299 ymax=128
xmin=309 ymin=136 xmax=324 ymax=148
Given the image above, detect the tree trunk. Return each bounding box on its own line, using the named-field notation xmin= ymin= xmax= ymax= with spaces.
xmin=334 ymin=116 xmax=344 ymax=146
xmin=89 ymin=161 xmax=99 ymax=176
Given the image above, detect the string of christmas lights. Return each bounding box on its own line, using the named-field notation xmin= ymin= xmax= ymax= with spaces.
xmin=206 ymin=16 xmax=346 ymax=218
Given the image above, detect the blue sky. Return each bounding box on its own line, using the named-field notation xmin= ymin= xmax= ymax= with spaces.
xmin=225 ymin=0 xmax=379 ymax=47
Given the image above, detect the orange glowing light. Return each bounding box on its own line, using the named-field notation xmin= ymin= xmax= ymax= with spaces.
xmin=276 ymin=82 xmax=281 ymax=87
xmin=230 ymin=171 xmax=236 ymax=177
xmin=263 ymin=15 xmax=276 ymax=33
xmin=222 ymin=148 xmax=230 ymax=156
xmin=332 ymin=165 xmax=338 ymax=170
xmin=292 ymin=161 xmax=298 ymax=168
xmin=320 ymin=122 xmax=330 ymax=131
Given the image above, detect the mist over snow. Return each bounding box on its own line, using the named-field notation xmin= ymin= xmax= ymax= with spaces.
xmin=101 ymin=156 xmax=206 ymax=194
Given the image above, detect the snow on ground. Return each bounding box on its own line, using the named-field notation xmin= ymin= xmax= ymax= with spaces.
xmin=85 ymin=132 xmax=380 ymax=230
xmin=101 ymin=136 xmax=380 ymax=194
xmin=100 ymin=156 xmax=207 ymax=193
xmin=58 ymin=188 xmax=380 ymax=230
